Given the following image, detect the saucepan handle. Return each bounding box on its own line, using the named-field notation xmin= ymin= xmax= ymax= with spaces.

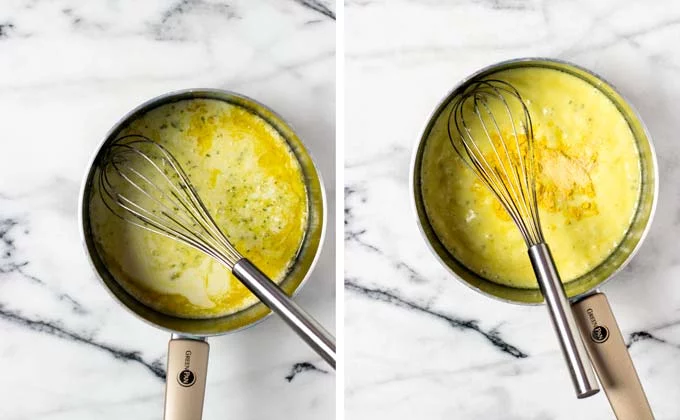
xmin=163 ymin=337 xmax=210 ymax=420
xmin=572 ymin=292 xmax=654 ymax=420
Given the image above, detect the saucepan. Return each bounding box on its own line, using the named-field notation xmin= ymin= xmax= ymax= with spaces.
xmin=79 ymin=89 xmax=328 ymax=419
xmin=410 ymin=58 xmax=657 ymax=419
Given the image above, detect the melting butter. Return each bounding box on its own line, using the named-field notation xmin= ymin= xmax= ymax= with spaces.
xmin=90 ymin=99 xmax=308 ymax=318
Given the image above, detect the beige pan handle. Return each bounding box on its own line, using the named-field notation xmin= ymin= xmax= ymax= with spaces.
xmin=163 ymin=337 xmax=210 ymax=420
xmin=572 ymin=292 xmax=654 ymax=420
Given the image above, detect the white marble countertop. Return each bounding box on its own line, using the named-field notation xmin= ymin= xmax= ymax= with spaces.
xmin=345 ymin=1 xmax=680 ymax=419
xmin=0 ymin=1 xmax=335 ymax=419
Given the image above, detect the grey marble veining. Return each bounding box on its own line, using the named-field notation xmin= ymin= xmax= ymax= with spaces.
xmin=0 ymin=1 xmax=335 ymax=419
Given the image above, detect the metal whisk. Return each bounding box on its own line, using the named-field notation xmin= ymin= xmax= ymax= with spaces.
xmin=97 ymin=134 xmax=335 ymax=368
xmin=447 ymin=80 xmax=598 ymax=398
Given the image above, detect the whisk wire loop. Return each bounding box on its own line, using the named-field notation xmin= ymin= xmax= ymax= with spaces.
xmin=97 ymin=135 xmax=242 ymax=268
xmin=448 ymin=79 xmax=544 ymax=247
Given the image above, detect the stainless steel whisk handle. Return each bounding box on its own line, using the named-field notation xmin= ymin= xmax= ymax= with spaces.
xmin=232 ymin=259 xmax=336 ymax=369
xmin=528 ymin=243 xmax=599 ymax=398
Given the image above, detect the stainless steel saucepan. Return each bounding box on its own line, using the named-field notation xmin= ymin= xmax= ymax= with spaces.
xmin=79 ymin=89 xmax=328 ymax=420
xmin=411 ymin=58 xmax=657 ymax=419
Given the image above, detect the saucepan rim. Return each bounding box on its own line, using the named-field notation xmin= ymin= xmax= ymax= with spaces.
xmin=78 ymin=87 xmax=327 ymax=336
xmin=410 ymin=57 xmax=659 ymax=305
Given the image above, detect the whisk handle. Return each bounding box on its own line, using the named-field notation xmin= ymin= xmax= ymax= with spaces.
xmin=528 ymin=243 xmax=599 ymax=398
xmin=232 ymin=259 xmax=336 ymax=369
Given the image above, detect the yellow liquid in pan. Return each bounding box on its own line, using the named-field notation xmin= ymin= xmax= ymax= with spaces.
xmin=421 ymin=67 xmax=641 ymax=288
xmin=90 ymin=99 xmax=308 ymax=318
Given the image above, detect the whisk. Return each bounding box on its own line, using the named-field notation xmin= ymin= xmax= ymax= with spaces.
xmin=97 ymin=134 xmax=335 ymax=368
xmin=447 ymin=80 xmax=598 ymax=398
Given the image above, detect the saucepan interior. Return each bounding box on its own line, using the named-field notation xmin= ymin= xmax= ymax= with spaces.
xmin=411 ymin=58 xmax=657 ymax=304
xmin=79 ymin=89 xmax=325 ymax=335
